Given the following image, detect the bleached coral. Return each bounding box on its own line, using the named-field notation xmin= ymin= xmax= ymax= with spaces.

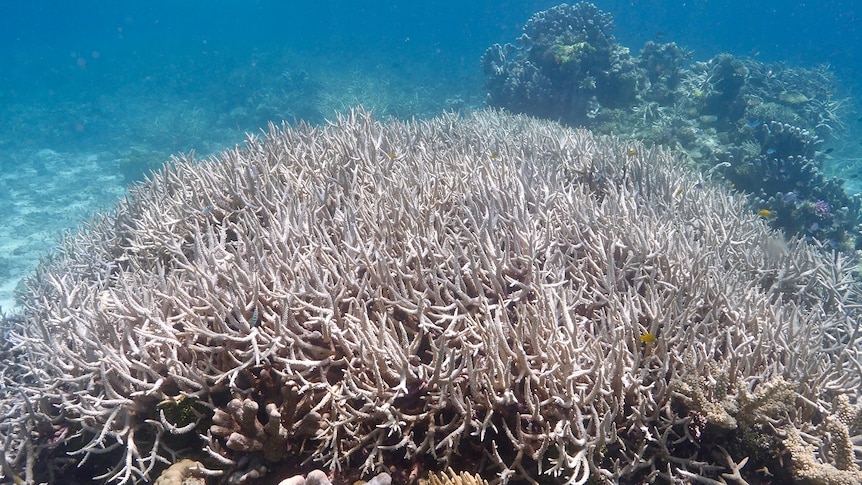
xmin=784 ymin=424 xmax=862 ymax=485
xmin=1 ymin=109 xmax=861 ymax=484
xmin=210 ymin=397 xmax=289 ymax=462
xmin=420 ymin=468 xmax=489 ymax=485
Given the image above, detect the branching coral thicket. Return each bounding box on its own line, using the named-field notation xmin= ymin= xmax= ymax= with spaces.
xmin=1 ymin=109 xmax=861 ymax=484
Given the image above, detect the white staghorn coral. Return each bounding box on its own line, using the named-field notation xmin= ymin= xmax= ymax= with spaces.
xmin=1 ymin=108 xmax=861 ymax=484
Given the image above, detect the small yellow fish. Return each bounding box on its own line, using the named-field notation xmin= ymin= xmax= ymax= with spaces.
xmin=489 ymin=151 xmax=500 ymax=159
xmin=758 ymin=208 xmax=773 ymax=218
xmin=387 ymin=151 xmax=398 ymax=160
xmin=673 ymin=186 xmax=683 ymax=197
xmin=640 ymin=333 xmax=657 ymax=344
xmin=627 ymin=148 xmax=638 ymax=157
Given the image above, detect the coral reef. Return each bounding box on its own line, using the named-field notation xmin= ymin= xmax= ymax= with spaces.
xmin=698 ymin=54 xmax=751 ymax=126
xmin=720 ymin=121 xmax=862 ymax=248
xmin=1 ymin=109 xmax=862 ymax=484
xmin=482 ymin=2 xmax=860 ymax=249
xmin=785 ymin=394 xmax=862 ymax=483
xmin=482 ymin=2 xmax=642 ymax=124
xmin=638 ymin=41 xmax=692 ymax=104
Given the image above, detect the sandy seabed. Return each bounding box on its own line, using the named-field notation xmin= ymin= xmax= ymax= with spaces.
xmin=0 ymin=148 xmax=127 ymax=311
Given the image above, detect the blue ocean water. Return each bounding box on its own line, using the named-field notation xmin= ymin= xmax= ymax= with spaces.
xmin=1 ymin=0 xmax=861 ymax=310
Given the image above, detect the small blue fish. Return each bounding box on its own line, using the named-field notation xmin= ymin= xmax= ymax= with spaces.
xmin=766 ymin=148 xmax=777 ymax=155
xmin=810 ymin=222 xmax=820 ymax=231
xmin=745 ymin=120 xmax=761 ymax=128
xmin=783 ymin=192 xmax=798 ymax=203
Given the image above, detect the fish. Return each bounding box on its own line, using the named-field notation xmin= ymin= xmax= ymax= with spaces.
xmin=758 ymin=208 xmax=773 ymax=218
xmin=673 ymin=186 xmax=683 ymax=197
xmin=745 ymin=120 xmax=761 ymax=128
xmin=627 ymin=149 xmax=638 ymax=157
xmin=766 ymin=148 xmax=777 ymax=155
xmin=640 ymin=333 xmax=657 ymax=344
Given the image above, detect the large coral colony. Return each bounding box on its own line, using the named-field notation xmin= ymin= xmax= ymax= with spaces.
xmin=1 ymin=2 xmax=862 ymax=485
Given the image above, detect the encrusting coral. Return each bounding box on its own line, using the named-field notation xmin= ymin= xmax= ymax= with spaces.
xmin=153 ymin=459 xmax=205 ymax=485
xmin=1 ymin=108 xmax=861 ymax=484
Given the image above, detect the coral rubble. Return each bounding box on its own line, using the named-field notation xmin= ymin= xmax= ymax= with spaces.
xmin=1 ymin=109 xmax=861 ymax=484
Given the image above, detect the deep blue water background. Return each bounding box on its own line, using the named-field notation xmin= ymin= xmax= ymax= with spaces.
xmin=1 ymin=1 xmax=859 ymax=149
xmin=2 ymin=1 xmax=859 ymax=85
xmin=1 ymin=0 xmax=861 ymax=310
